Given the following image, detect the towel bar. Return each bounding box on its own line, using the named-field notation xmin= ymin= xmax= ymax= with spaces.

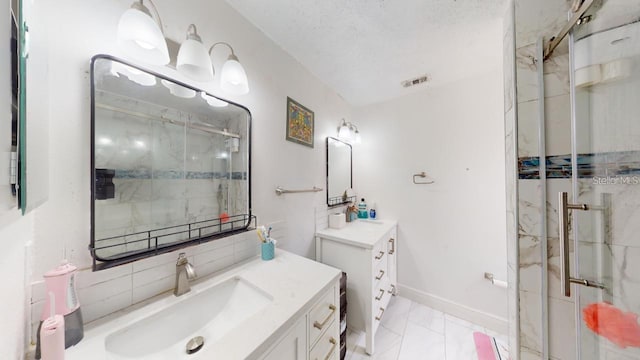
xmin=275 ymin=186 xmax=323 ymax=195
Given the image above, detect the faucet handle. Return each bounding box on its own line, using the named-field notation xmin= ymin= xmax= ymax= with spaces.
xmin=177 ymin=252 xmax=188 ymax=265
xmin=185 ymin=263 xmax=197 ymax=279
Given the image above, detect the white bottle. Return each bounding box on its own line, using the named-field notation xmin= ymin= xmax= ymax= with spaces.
xmin=40 ymin=292 xmax=65 ymax=360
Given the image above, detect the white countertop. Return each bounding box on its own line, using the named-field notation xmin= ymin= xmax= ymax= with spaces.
xmin=63 ymin=250 xmax=341 ymax=360
xmin=315 ymin=219 xmax=397 ymax=249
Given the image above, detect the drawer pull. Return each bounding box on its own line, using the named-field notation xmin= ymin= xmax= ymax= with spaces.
xmin=388 ymin=284 xmax=396 ymax=295
xmin=388 ymin=238 xmax=395 ymax=255
xmin=375 ymin=307 xmax=385 ymax=321
xmin=375 ymin=269 xmax=385 ymax=280
xmin=323 ymin=338 xmax=337 ymax=360
xmin=375 ymin=251 xmax=384 ymax=260
xmin=313 ymin=304 xmax=337 ymax=330
xmin=375 ymin=289 xmax=384 ymax=300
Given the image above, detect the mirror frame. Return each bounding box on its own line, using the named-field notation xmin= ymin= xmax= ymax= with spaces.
xmin=326 ymin=137 xmax=353 ymax=207
xmin=89 ymin=54 xmax=253 ymax=270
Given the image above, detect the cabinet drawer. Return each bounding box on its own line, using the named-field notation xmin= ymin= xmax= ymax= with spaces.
xmin=309 ymin=286 xmax=338 ymax=347
xmin=309 ymin=317 xmax=339 ymax=360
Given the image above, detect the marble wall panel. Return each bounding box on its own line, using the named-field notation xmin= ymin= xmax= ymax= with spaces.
xmin=152 ymin=120 xmax=185 ymax=172
xmin=185 ymin=129 xmax=217 ymax=173
xmin=519 ymin=289 xmax=542 ymax=353
xmin=516 ymin=43 xmax=570 ymax=104
xmin=518 ymin=179 xmax=543 ymax=237
xmin=517 ymin=99 xmax=539 ymax=158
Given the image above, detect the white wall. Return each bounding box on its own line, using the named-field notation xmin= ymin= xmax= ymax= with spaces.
xmin=0 ymin=212 xmax=32 ymax=359
xmin=353 ymin=63 xmax=508 ymax=324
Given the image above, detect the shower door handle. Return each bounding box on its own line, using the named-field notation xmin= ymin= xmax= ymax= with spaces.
xmin=558 ymin=192 xmax=606 ymax=297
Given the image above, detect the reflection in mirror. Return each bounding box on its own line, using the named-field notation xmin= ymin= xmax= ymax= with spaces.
xmin=326 ymin=137 xmax=352 ymax=207
xmin=90 ymin=55 xmax=251 ymax=270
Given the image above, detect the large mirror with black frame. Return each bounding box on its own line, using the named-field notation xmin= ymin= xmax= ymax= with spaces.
xmin=326 ymin=137 xmax=353 ymax=207
xmin=90 ymin=55 xmax=251 ymax=270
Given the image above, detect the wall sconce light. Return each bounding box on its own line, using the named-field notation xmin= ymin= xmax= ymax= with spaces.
xmin=117 ymin=0 xmax=169 ymax=65
xmin=176 ymin=24 xmax=214 ymax=81
xmin=209 ymin=42 xmax=250 ymax=95
xmin=337 ymin=119 xmax=361 ymax=144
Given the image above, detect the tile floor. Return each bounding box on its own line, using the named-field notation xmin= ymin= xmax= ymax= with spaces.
xmin=345 ymin=296 xmax=508 ymax=360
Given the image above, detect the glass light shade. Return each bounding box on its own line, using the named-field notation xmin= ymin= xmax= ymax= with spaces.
xmin=161 ymin=79 xmax=196 ymax=98
xmin=177 ymin=39 xmax=214 ymax=81
xmin=201 ymin=92 xmax=229 ymax=107
xmin=220 ymin=57 xmax=249 ymax=95
xmin=354 ymin=130 xmax=362 ymax=144
xmin=338 ymin=124 xmax=351 ymax=141
xmin=117 ymin=8 xmax=170 ymax=65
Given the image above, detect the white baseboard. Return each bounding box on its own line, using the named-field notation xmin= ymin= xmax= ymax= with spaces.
xmin=398 ymin=283 xmax=508 ymax=335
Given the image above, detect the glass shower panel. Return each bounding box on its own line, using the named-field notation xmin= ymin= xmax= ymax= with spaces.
xmin=571 ymin=5 xmax=640 ymax=359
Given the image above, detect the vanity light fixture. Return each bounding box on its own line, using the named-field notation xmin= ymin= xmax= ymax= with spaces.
xmin=338 ymin=119 xmax=351 ymax=140
xmin=337 ymin=119 xmax=361 ymax=144
xmin=209 ymin=42 xmax=250 ymax=95
xmin=117 ymin=0 xmax=170 ymax=65
xmin=176 ymin=24 xmax=214 ymax=81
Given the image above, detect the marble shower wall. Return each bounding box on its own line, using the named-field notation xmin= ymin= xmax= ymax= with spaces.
xmin=93 ymin=93 xmax=249 ymax=259
xmin=503 ymin=1 xmax=519 ymax=358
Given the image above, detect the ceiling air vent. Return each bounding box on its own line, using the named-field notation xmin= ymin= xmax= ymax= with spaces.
xmin=401 ymin=75 xmax=429 ymax=88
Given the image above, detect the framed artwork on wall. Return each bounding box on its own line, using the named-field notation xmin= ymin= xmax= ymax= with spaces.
xmin=286 ymin=97 xmax=314 ymax=148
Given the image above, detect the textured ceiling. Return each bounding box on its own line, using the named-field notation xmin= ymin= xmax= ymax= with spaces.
xmin=224 ymin=0 xmax=507 ymax=106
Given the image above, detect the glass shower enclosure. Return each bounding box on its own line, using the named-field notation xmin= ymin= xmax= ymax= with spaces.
xmin=564 ymin=3 xmax=640 ymax=359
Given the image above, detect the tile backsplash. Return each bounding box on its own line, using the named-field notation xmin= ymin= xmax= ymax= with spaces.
xmin=28 ymin=230 xmax=259 ymax=345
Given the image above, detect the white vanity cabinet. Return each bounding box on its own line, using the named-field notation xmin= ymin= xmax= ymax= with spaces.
xmin=259 ymin=282 xmax=340 ymax=360
xmin=315 ymin=220 xmax=398 ymax=355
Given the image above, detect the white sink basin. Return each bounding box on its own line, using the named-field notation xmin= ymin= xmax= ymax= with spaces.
xmin=104 ymin=277 xmax=272 ymax=359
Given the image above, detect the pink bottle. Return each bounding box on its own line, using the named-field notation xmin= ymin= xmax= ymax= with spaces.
xmin=40 ymin=292 xmax=65 ymax=360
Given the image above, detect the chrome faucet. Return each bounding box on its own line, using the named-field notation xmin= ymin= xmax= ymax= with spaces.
xmin=174 ymin=253 xmax=197 ymax=296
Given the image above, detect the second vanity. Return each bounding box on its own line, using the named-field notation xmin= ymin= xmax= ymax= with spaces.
xmin=315 ymin=219 xmax=398 ymax=355
xmin=64 ymin=250 xmax=341 ymax=360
